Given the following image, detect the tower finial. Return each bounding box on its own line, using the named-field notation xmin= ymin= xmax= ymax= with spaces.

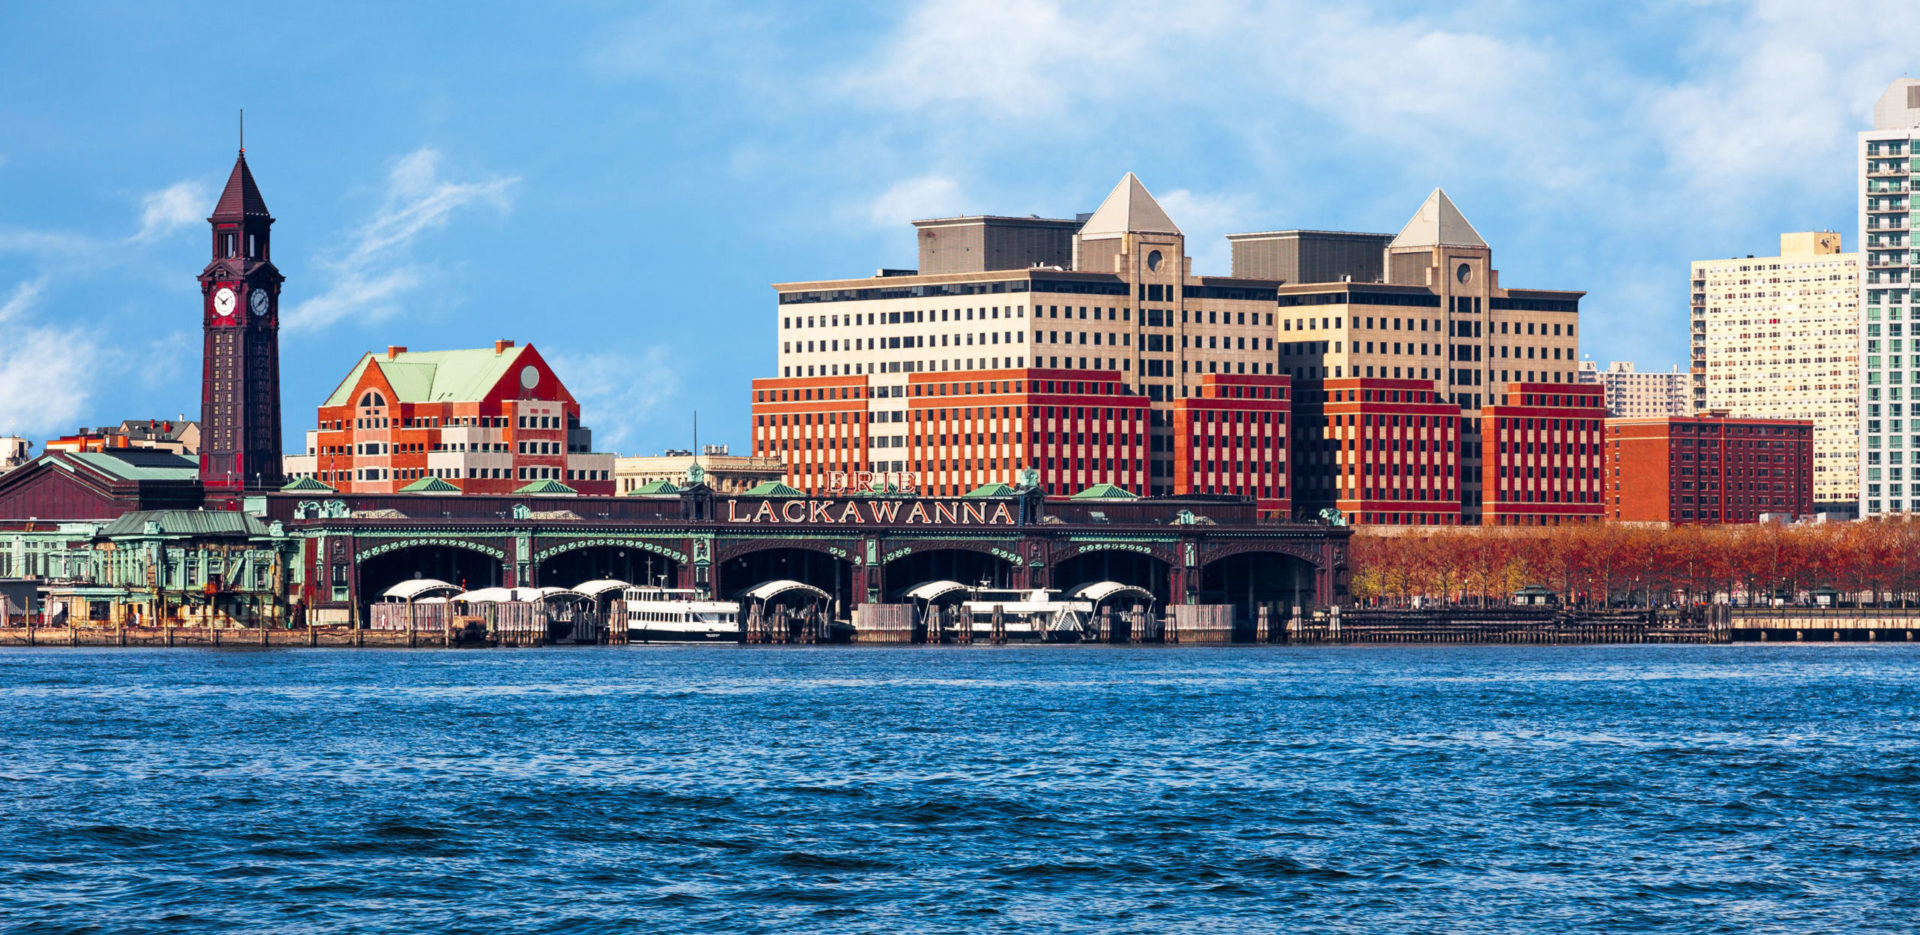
xmin=239 ymin=109 xmax=244 ymax=153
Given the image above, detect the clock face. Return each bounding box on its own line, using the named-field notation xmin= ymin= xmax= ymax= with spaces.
xmin=212 ymin=287 xmax=237 ymax=317
xmin=249 ymin=289 xmax=269 ymax=314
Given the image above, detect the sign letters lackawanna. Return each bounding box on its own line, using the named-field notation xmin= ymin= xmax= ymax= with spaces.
xmin=723 ymin=498 xmax=1018 ymax=526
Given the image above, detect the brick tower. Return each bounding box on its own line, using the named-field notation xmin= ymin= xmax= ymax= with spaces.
xmin=198 ymin=150 xmax=285 ymax=501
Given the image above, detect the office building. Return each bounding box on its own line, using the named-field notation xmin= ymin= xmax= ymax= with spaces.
xmin=1692 ymin=232 xmax=1858 ymax=510
xmin=1606 ymin=413 xmax=1814 ymax=523
xmin=1274 ymin=189 xmax=1584 ymax=521
xmin=1859 ymin=78 xmax=1920 ymax=517
xmin=1227 ymin=230 xmax=1391 ymax=284
xmin=281 ymin=341 xmax=615 ymax=495
xmin=760 ymin=173 xmax=1291 ymax=506
xmin=1577 ymin=361 xmax=1689 ymax=418
xmin=1291 ymin=378 xmax=1462 ymax=525
xmin=1478 ymin=383 xmax=1606 ymax=526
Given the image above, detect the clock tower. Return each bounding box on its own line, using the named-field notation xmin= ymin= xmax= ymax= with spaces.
xmin=198 ymin=150 xmax=285 ymax=501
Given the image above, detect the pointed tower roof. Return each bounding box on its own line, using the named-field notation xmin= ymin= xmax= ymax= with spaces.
xmin=211 ymin=152 xmax=271 ymax=220
xmin=1390 ymin=189 xmax=1485 ymax=249
xmin=1077 ymin=173 xmax=1180 ymax=240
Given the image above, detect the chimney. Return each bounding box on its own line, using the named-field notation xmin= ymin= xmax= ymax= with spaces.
xmin=495 ymin=339 xmax=515 ymax=355
xmin=386 ymin=346 xmax=407 ymax=359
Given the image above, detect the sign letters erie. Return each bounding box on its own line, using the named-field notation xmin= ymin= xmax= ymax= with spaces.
xmin=723 ymin=497 xmax=1016 ymax=527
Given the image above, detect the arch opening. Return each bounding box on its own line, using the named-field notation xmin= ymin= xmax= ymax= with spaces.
xmin=358 ymin=545 xmax=503 ymax=618
xmin=1051 ymin=551 xmax=1170 ymax=606
xmin=718 ymin=547 xmax=853 ymax=618
xmin=883 ymin=549 xmax=1015 ymax=603
xmin=1198 ymin=551 xmax=1317 ymax=627
xmin=536 ymin=545 xmax=682 ymax=591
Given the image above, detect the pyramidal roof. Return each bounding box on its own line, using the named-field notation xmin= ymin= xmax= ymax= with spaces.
xmin=321 ymin=345 xmax=532 ymax=408
xmin=211 ymin=152 xmax=271 ymax=220
xmin=1077 ymin=173 xmax=1180 ymax=240
xmin=1390 ymin=189 xmax=1486 ymax=249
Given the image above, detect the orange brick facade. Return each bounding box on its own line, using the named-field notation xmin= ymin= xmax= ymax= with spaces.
xmin=1479 ymin=382 xmax=1606 ymax=526
xmin=1605 ymin=414 xmax=1814 ymax=523
xmin=1170 ymin=374 xmax=1291 ymax=516
xmin=1292 ymin=378 xmax=1462 ymax=525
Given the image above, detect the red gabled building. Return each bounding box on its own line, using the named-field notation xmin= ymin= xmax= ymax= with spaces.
xmin=1479 ymin=382 xmax=1606 ymax=526
xmin=1292 ymin=378 xmax=1462 ymax=525
xmin=282 ymin=341 xmax=615 ymax=495
xmin=1605 ymin=412 xmax=1813 ymax=523
xmin=1171 ymin=374 xmax=1291 ymax=517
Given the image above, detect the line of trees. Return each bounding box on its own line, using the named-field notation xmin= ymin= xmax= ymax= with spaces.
xmin=1348 ymin=519 xmax=1920 ymax=608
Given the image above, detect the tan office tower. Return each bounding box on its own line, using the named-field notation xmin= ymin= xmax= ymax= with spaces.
xmin=1272 ymin=189 xmax=1584 ymax=520
xmin=766 ymin=173 xmax=1288 ymax=496
xmin=1691 ymin=232 xmax=1859 ymax=511
xmin=1577 ymin=360 xmax=1690 ymax=417
xmin=1859 ymin=78 xmax=1920 ymax=517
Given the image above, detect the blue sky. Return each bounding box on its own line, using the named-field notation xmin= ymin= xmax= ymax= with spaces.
xmin=0 ymin=1 xmax=1914 ymax=455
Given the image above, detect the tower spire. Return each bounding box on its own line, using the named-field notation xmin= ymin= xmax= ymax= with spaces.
xmin=239 ymin=109 xmax=244 ymax=153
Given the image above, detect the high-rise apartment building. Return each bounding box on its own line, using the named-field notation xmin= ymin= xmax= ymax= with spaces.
xmin=1859 ymin=78 xmax=1920 ymax=517
xmin=1274 ymin=189 xmax=1584 ymax=521
xmin=1692 ymin=231 xmax=1858 ymax=510
xmin=1577 ymin=361 xmax=1689 ymax=418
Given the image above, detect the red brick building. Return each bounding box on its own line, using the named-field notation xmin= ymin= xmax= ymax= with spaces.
xmin=282 ymin=341 xmax=615 ymax=495
xmin=1292 ymin=378 xmax=1462 ymax=525
xmin=1480 ymin=382 xmax=1606 ymax=525
xmin=1605 ymin=413 xmax=1814 ymax=523
xmin=1170 ymin=374 xmax=1291 ymax=516
xmin=748 ymin=374 xmax=874 ymax=493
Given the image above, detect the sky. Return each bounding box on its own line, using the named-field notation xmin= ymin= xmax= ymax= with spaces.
xmin=0 ymin=0 xmax=1915 ymax=456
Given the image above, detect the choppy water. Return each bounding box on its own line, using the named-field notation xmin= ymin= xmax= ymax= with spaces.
xmin=1 ymin=646 xmax=1918 ymax=934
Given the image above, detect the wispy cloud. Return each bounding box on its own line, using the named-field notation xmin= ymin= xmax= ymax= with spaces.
xmin=129 ymin=180 xmax=211 ymax=244
xmin=546 ymin=345 xmax=681 ymax=453
xmin=0 ymin=279 xmax=104 ymax=437
xmin=862 ymin=174 xmax=965 ymax=229
xmin=287 ymin=147 xmax=518 ymax=332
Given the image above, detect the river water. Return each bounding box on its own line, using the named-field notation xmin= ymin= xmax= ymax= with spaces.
xmin=0 ymin=645 xmax=1916 ymax=934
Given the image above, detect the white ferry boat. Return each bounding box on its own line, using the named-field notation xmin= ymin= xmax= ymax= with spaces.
xmin=959 ymin=587 xmax=1095 ymax=642
xmin=621 ymin=587 xmax=742 ymax=643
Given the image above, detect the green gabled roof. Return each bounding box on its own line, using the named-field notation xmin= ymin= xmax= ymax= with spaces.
xmin=322 ymin=345 xmax=531 ymax=407
xmin=964 ymin=483 xmax=1019 ymax=497
xmin=1070 ymin=483 xmax=1139 ymax=500
xmin=625 ymin=479 xmax=682 ymax=496
xmin=99 ymin=510 xmax=271 ymax=538
xmin=514 ymin=478 xmax=578 ymax=496
xmin=65 ymin=451 xmax=199 ymax=483
xmin=280 ymin=476 xmax=336 ymax=492
xmin=743 ymin=480 xmax=805 ymax=497
xmin=399 ymin=476 xmax=461 ymax=494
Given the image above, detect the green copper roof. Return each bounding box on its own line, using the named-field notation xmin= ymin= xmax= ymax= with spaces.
xmin=743 ymin=480 xmax=805 ymax=497
xmin=963 ymin=483 xmax=1019 ymax=497
xmin=322 ymin=345 xmax=531 ymax=407
xmin=399 ymin=476 xmax=462 ymax=494
xmin=64 ymin=451 xmax=199 ymax=483
xmin=514 ymin=478 xmax=578 ymax=496
xmin=625 ymin=479 xmax=682 ymax=496
xmin=280 ymin=476 xmax=336 ymax=492
xmin=99 ymin=510 xmax=271 ymax=538
xmin=1070 ymin=483 xmax=1139 ymax=500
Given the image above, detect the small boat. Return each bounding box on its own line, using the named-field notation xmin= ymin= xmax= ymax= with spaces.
xmin=957 ymin=587 xmax=1096 ymax=642
xmin=621 ymin=586 xmax=742 ymax=643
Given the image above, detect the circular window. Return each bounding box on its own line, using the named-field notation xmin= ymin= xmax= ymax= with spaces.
xmin=1455 ymin=263 xmax=1471 ymax=284
xmin=519 ymin=365 xmax=539 ymax=390
xmin=1147 ymin=249 xmax=1164 ymax=272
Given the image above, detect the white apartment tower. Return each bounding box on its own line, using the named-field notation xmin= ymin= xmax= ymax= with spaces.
xmin=1577 ymin=360 xmax=1690 ymax=418
xmin=1860 ymin=79 xmax=1920 ymax=517
xmin=1692 ymin=232 xmax=1859 ymax=509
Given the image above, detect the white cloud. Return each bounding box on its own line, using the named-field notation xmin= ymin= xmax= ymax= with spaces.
xmin=1156 ymin=187 xmax=1259 ymax=275
xmin=287 ymin=147 xmax=518 ymax=332
xmin=130 ymin=180 xmax=211 ymax=244
xmin=864 ymin=174 xmax=965 ymax=228
xmin=546 ymin=345 xmax=680 ymax=454
xmin=0 ymin=279 xmax=104 ymax=437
